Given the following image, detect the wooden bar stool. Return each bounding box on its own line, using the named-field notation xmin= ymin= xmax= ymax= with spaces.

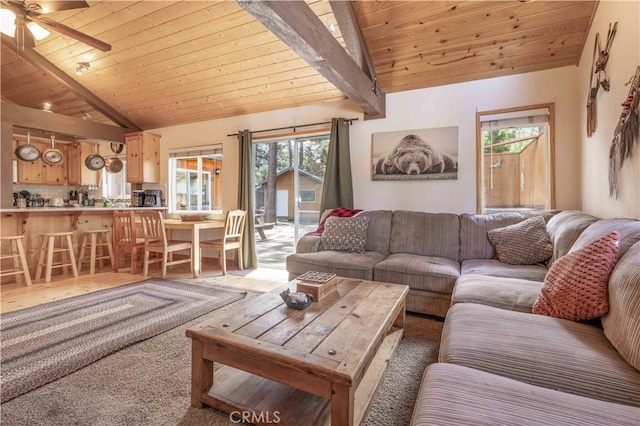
xmin=0 ymin=235 xmax=32 ymax=286
xmin=77 ymin=229 xmax=115 ymax=275
xmin=35 ymin=232 xmax=78 ymax=283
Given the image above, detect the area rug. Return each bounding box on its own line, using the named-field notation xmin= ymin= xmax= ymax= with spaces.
xmin=0 ymin=303 xmax=442 ymax=426
xmin=0 ymin=278 xmax=246 ymax=403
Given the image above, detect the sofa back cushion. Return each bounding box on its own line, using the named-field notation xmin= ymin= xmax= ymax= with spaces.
xmin=459 ymin=211 xmax=556 ymax=261
xmin=357 ymin=210 xmax=393 ymax=255
xmin=570 ymin=218 xmax=640 ymax=259
xmin=602 ymin=241 xmax=640 ymax=371
xmin=389 ymin=211 xmax=460 ymax=261
xmin=545 ymin=210 xmax=599 ymax=266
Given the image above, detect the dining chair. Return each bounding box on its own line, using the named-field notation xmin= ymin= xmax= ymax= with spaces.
xmin=139 ymin=211 xmax=192 ymax=277
xmin=199 ymin=210 xmax=247 ymax=275
xmin=112 ymin=211 xmax=145 ymax=274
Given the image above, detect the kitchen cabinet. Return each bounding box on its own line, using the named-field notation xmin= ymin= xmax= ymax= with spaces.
xmin=14 ymin=140 xmax=68 ymax=185
xmin=125 ymin=131 xmax=160 ymax=183
xmin=67 ymin=142 xmax=99 ymax=186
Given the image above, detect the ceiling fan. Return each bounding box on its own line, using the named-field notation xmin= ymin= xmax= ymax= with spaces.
xmin=0 ymin=0 xmax=111 ymax=51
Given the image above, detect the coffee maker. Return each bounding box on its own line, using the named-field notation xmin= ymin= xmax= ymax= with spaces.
xmin=132 ymin=190 xmax=146 ymax=207
xmin=143 ymin=189 xmax=162 ymax=207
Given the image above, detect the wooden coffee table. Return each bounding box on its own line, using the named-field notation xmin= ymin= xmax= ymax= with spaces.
xmin=186 ymin=277 xmax=408 ymax=426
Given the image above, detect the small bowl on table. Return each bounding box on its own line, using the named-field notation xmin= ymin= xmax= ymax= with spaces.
xmin=179 ymin=214 xmax=208 ymax=222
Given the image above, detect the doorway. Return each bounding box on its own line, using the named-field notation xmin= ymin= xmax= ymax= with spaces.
xmin=253 ymin=135 xmax=329 ymax=268
xmin=476 ymin=104 xmax=555 ymax=213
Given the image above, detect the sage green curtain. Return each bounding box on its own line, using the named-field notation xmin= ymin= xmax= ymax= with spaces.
xmin=237 ymin=130 xmax=257 ymax=269
xmin=319 ymin=118 xmax=353 ymax=216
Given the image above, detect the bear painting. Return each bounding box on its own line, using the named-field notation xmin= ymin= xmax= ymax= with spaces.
xmin=372 ymin=128 xmax=458 ymax=181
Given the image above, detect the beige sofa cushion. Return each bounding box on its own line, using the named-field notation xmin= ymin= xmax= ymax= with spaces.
xmin=286 ymin=251 xmax=387 ymax=281
xmin=545 ymin=210 xmax=599 ymax=266
xmin=374 ymin=253 xmax=460 ymax=294
xmin=602 ymin=241 xmax=640 ymax=371
xmin=439 ymin=303 xmax=640 ymax=406
xmin=411 ymin=363 xmax=640 ymax=426
xmin=571 ymin=218 xmax=640 ymax=257
xmin=389 ymin=211 xmax=460 ymax=261
xmin=451 ymin=274 xmax=542 ymax=312
xmin=460 ymin=259 xmax=547 ymax=281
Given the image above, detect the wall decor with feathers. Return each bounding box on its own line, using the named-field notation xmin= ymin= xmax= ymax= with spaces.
xmin=587 ymin=22 xmax=617 ymax=137
xmin=609 ymin=65 xmax=640 ymax=198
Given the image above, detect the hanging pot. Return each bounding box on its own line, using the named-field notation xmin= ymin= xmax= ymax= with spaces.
xmin=85 ymin=144 xmax=105 ymax=171
xmin=15 ymin=129 xmax=41 ymax=162
xmin=105 ymin=157 xmax=123 ymax=173
xmin=42 ymin=134 xmax=64 ymax=166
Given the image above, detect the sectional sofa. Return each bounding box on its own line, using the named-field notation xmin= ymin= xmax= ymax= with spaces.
xmin=286 ymin=209 xmax=640 ymax=424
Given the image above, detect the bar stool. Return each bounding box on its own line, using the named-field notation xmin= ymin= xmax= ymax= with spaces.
xmin=77 ymin=229 xmax=115 ymax=275
xmin=0 ymin=235 xmax=32 ymax=286
xmin=35 ymin=232 xmax=78 ymax=283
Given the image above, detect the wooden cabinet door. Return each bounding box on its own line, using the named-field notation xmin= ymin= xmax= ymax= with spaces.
xmin=42 ymin=145 xmax=68 ymax=185
xmin=126 ymin=132 xmax=160 ymax=183
xmin=16 ymin=141 xmax=46 ymax=183
xmin=126 ymin=133 xmax=143 ymax=183
xmin=67 ymin=143 xmax=80 ymax=185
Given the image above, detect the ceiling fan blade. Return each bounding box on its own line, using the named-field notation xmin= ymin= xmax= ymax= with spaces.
xmin=34 ymin=16 xmax=111 ymax=51
xmin=24 ymin=1 xmax=89 ymax=14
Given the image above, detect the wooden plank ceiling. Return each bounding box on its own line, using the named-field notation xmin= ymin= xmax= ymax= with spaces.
xmin=0 ymin=1 xmax=597 ymax=131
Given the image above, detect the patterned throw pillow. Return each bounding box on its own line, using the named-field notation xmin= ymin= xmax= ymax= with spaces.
xmin=532 ymin=232 xmax=620 ymax=321
xmin=487 ymin=216 xmax=553 ymax=265
xmin=309 ymin=207 xmax=363 ymax=236
xmin=319 ymin=216 xmax=370 ymax=253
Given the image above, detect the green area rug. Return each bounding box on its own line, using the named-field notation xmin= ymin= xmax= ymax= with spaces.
xmin=0 ymin=278 xmax=246 ymax=403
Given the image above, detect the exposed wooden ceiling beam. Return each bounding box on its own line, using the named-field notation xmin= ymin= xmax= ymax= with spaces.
xmin=0 ymin=35 xmax=141 ymax=131
xmin=237 ymin=0 xmax=385 ymax=119
xmin=329 ymin=1 xmax=374 ymax=81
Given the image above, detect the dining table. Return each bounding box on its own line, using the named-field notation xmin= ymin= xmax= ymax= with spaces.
xmin=163 ymin=219 xmax=225 ymax=278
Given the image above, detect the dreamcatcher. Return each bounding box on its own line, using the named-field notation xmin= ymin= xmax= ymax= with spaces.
xmin=609 ymin=65 xmax=640 ymax=198
xmin=587 ymin=22 xmax=617 ymax=137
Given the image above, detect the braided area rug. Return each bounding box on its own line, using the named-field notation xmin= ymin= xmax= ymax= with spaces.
xmin=0 ymin=278 xmax=245 ymax=403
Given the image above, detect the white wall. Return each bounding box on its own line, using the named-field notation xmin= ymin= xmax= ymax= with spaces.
xmin=577 ymin=0 xmax=640 ymax=219
xmin=351 ymin=67 xmax=582 ymax=213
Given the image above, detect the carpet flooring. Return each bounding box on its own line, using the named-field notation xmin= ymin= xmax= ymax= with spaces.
xmin=0 ymin=291 xmax=443 ymax=426
xmin=0 ymin=279 xmax=246 ymax=403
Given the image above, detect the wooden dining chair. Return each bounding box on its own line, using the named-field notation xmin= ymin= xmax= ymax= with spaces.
xmin=112 ymin=211 xmax=145 ymax=274
xmin=199 ymin=210 xmax=247 ymax=275
xmin=139 ymin=211 xmax=192 ymax=277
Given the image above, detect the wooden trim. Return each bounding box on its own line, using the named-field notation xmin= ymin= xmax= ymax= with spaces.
xmin=475 ymin=111 xmax=483 ymax=214
xmin=252 ymin=127 xmax=331 ymax=141
xmin=237 ymin=0 xmax=385 ymax=118
xmin=548 ymin=103 xmax=556 ymax=210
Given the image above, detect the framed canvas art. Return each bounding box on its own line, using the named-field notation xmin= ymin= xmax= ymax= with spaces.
xmin=371 ymin=126 xmax=459 ymax=181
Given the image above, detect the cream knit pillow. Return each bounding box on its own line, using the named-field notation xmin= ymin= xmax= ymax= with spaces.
xmin=487 ymin=216 xmax=553 ymax=265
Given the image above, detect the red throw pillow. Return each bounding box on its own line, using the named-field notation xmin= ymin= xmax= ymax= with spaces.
xmin=532 ymin=231 xmax=620 ymax=321
xmin=308 ymin=207 xmax=363 ymax=235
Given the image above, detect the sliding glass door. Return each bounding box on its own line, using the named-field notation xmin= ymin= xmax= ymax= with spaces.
xmin=253 ymin=135 xmax=329 ymax=268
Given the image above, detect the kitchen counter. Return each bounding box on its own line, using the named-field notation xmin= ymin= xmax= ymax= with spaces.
xmin=1 ymin=206 xmax=167 ymax=213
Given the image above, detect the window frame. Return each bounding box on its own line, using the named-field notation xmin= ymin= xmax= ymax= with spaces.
xmin=168 ymin=145 xmax=222 ymax=214
xmin=475 ymin=103 xmax=556 ymax=213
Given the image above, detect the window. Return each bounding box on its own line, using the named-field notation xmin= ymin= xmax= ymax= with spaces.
xmin=299 ymin=189 xmax=316 ymax=203
xmin=101 ymin=163 xmax=130 ymax=199
xmin=476 ymin=104 xmax=555 ymax=213
xmin=168 ymin=145 xmax=223 ymax=213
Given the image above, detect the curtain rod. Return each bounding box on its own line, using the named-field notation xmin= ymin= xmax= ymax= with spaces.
xmin=227 ymin=118 xmax=359 ymax=137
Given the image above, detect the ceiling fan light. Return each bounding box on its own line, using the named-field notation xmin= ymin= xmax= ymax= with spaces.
xmin=26 ymin=21 xmax=50 ymax=40
xmin=0 ymin=9 xmax=16 ymax=37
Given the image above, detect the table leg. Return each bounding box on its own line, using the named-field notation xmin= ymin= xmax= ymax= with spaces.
xmin=191 ymin=340 xmax=213 ymax=408
xmin=331 ymin=383 xmax=354 ymax=426
xmin=192 ymin=226 xmax=200 ymax=277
